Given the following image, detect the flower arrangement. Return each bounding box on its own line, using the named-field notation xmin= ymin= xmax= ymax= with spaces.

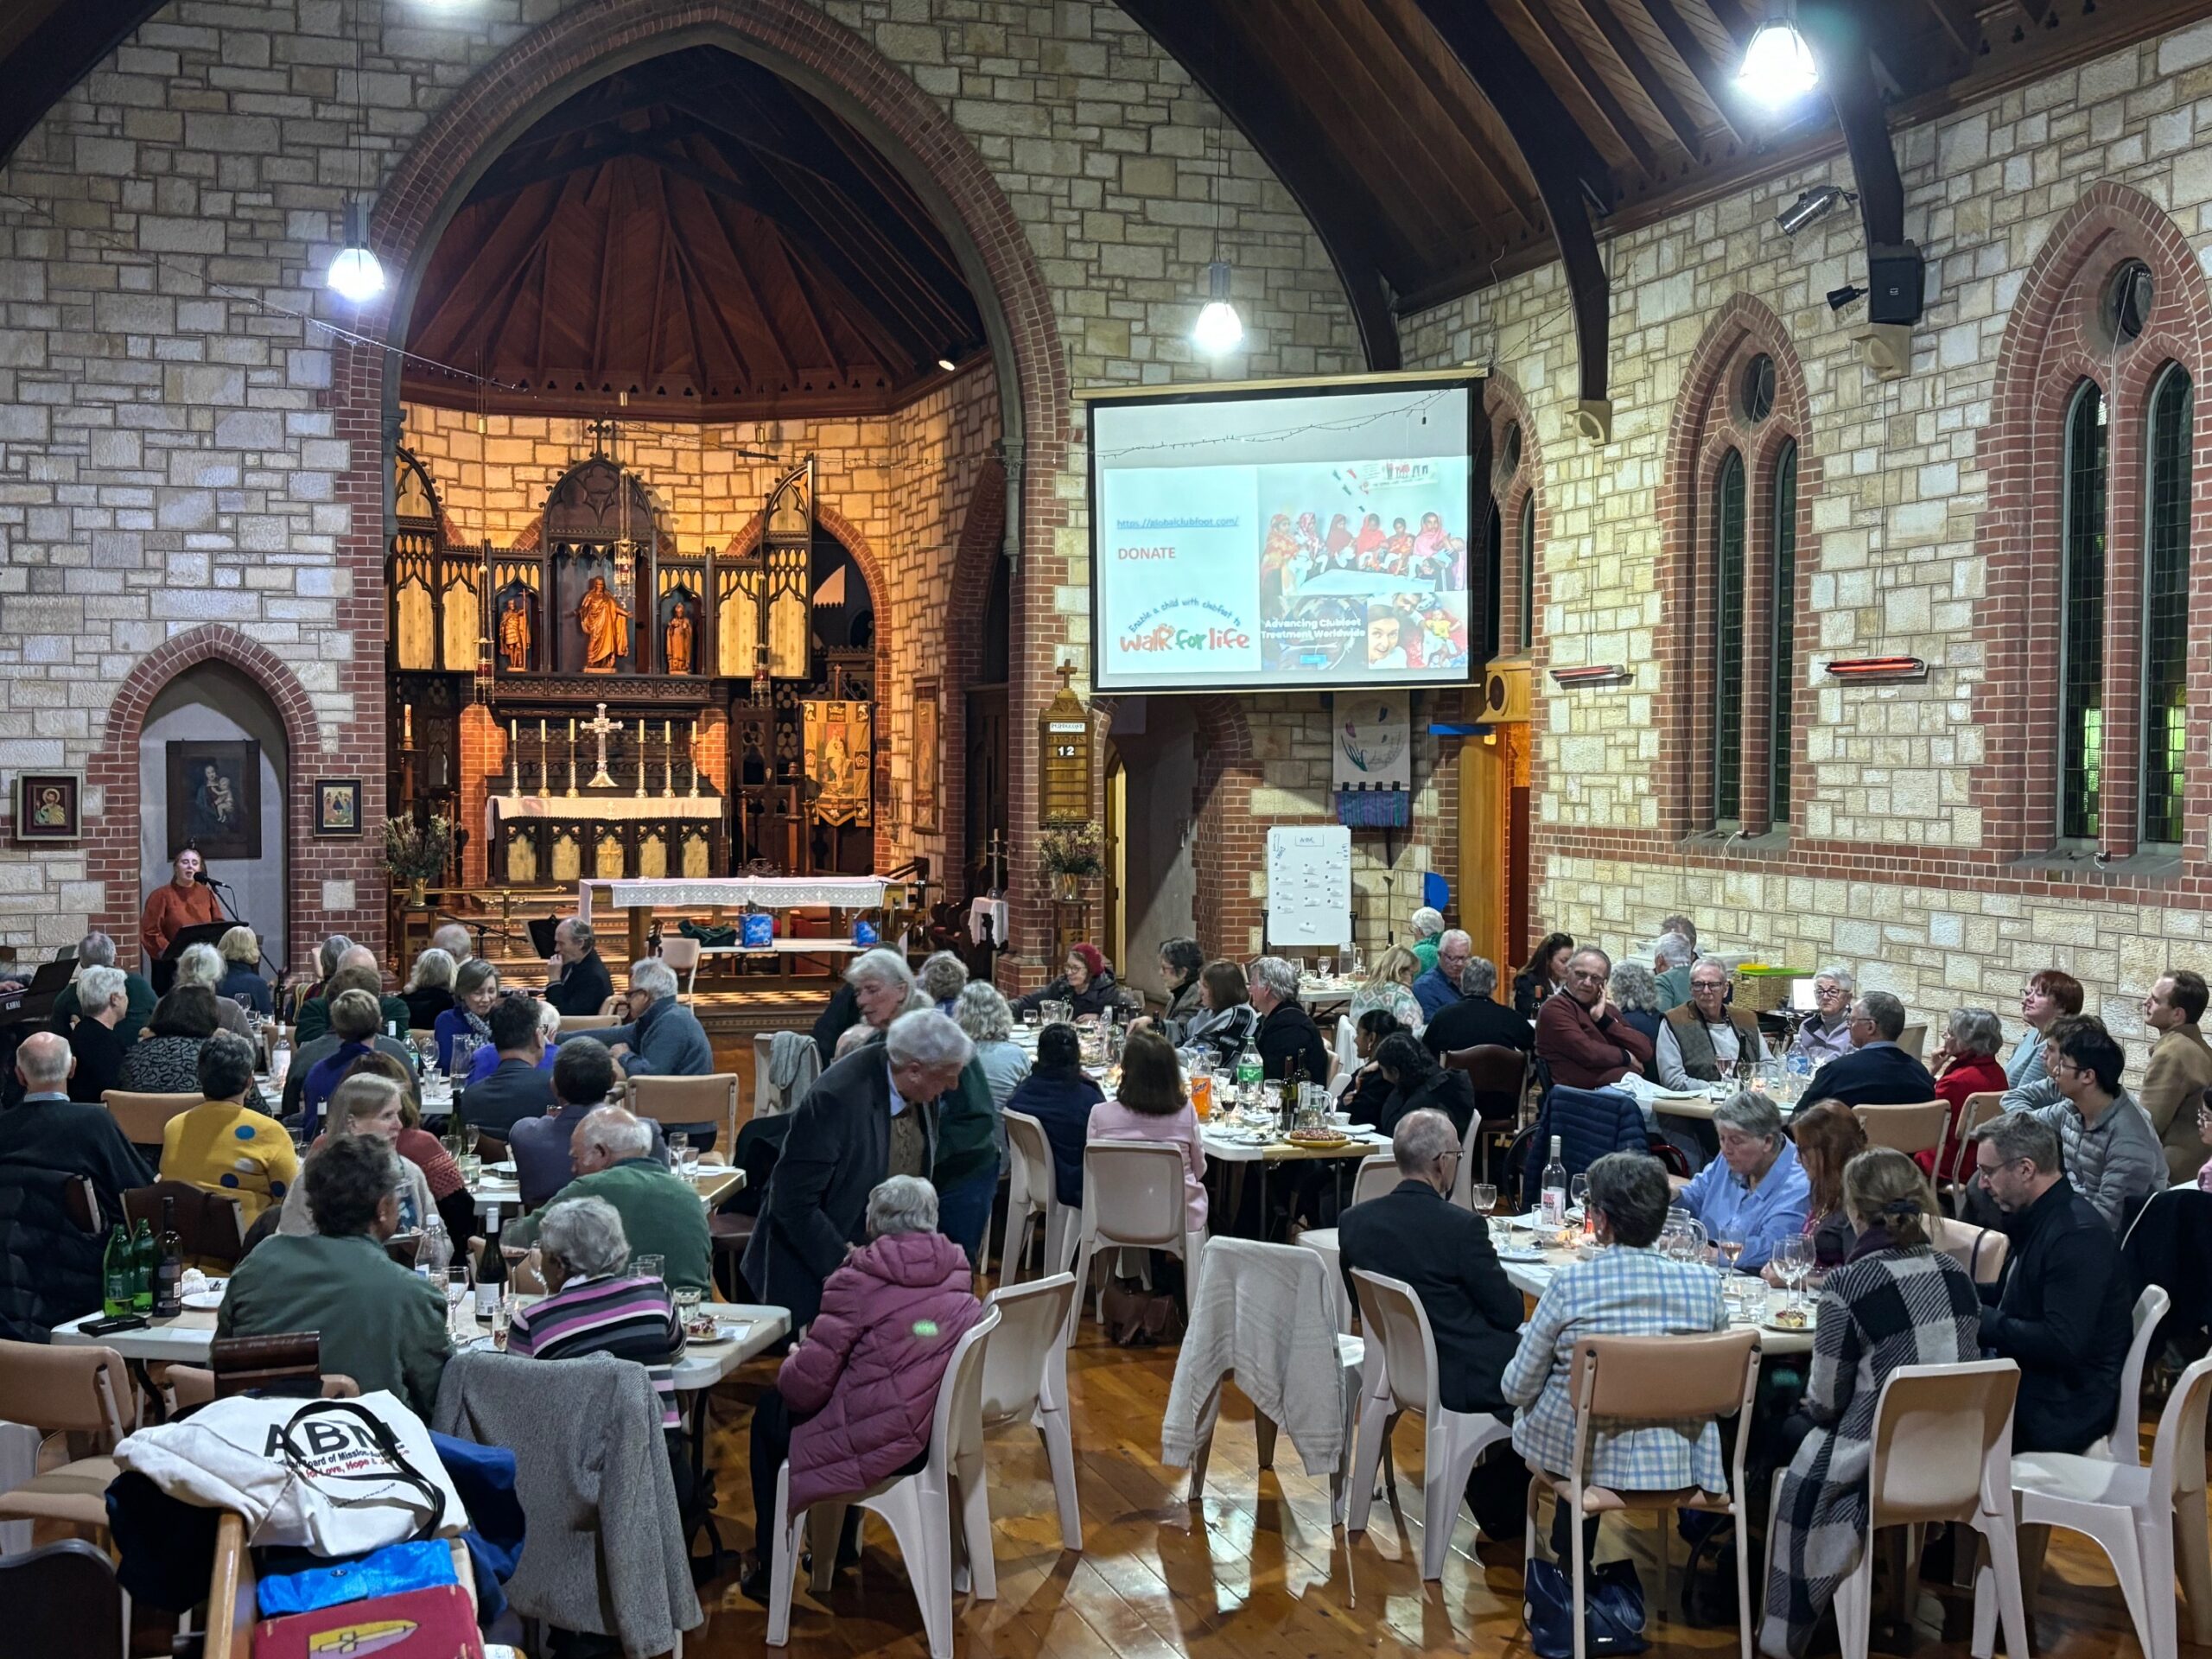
xmin=384 ymin=814 xmax=454 ymax=888
xmin=1039 ymin=821 xmax=1103 ymax=880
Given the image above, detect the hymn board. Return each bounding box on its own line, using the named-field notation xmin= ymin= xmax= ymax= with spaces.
xmin=386 ymin=435 xmax=880 ymax=889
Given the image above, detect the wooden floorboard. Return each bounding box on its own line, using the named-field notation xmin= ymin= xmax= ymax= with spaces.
xmin=685 ymin=1299 xmax=2204 ymax=1658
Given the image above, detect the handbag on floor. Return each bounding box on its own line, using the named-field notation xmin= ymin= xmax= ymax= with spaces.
xmin=1099 ymin=1276 xmax=1183 ymax=1347
xmin=1524 ymin=1556 xmax=1649 ymax=1658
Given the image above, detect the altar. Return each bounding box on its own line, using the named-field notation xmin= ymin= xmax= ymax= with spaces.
xmin=576 ymin=874 xmax=916 ymax=964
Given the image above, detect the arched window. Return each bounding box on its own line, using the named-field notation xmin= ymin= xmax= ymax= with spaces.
xmin=1770 ymin=440 xmax=1798 ymax=826
xmin=1713 ymin=449 xmax=1746 ymax=825
xmin=1516 ymin=491 xmax=1535 ymax=652
xmin=2142 ymin=364 xmax=2192 ymax=847
xmin=2059 ymin=381 xmax=2108 ymax=842
xmin=1483 ymin=496 xmax=1503 ymax=664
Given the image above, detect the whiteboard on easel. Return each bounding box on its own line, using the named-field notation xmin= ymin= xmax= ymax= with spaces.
xmin=1266 ymin=825 xmax=1351 ymax=947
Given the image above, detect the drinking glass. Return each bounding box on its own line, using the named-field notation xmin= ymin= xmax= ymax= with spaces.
xmin=668 ymin=1131 xmax=690 ymax=1173
xmin=633 ymin=1253 xmax=666 ymax=1285
xmin=1715 ymin=1232 xmax=1746 ymax=1305
xmin=1568 ymin=1173 xmax=1589 ymax=1214
xmin=457 ymin=1152 xmax=481 ymax=1186
xmin=1775 ymin=1235 xmax=1815 ymax=1313
xmin=443 ymin=1267 xmax=469 ymax=1333
xmin=489 ymin=1297 xmax=512 ymax=1351
xmin=1188 ymin=1071 xmax=1213 ymax=1122
xmin=462 ymin=1124 xmax=481 ymax=1156
xmin=451 ymin=1034 xmax=481 ymax=1079
xmin=1022 ymin=1007 xmax=1041 ymax=1031
xmin=1469 ymin=1182 xmax=1497 ymax=1217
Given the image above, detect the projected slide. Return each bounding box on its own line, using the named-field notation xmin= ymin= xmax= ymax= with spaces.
xmin=1090 ymin=381 xmax=1476 ymax=693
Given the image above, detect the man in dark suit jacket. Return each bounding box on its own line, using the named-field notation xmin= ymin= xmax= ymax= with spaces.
xmin=542 ymin=918 xmax=613 ymax=1018
xmin=1338 ymin=1106 xmax=1529 ymax=1535
xmin=1968 ymin=1111 xmax=2129 ymax=1452
xmin=1421 ymin=957 xmax=1534 ymax=1060
xmin=1803 ymin=989 xmax=1938 ymax=1106
xmin=459 ymin=993 xmax=556 ymax=1135
xmin=741 ymin=1011 xmax=973 ymax=1329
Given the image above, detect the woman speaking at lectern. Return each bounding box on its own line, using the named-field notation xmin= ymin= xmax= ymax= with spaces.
xmin=142 ymin=847 xmax=223 ymax=963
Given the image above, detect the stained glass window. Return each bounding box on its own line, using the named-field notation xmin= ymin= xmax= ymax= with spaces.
xmin=2060 ymin=382 xmax=2107 ymax=842
xmin=1713 ymin=450 xmax=1746 ymax=825
xmin=2143 ymin=365 xmax=2191 ymax=846
xmin=1770 ymin=441 xmax=1798 ymax=827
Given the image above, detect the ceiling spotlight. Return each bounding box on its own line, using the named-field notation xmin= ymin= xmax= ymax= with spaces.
xmin=1776 ymin=184 xmax=1855 ymax=236
xmin=935 ymin=356 xmax=957 ymax=373
xmin=1737 ymin=3 xmax=1820 ymax=109
xmin=327 ymin=200 xmax=385 ymax=305
xmin=1192 ymin=259 xmax=1244 ymax=354
xmin=1827 ymin=283 xmax=1866 ymax=314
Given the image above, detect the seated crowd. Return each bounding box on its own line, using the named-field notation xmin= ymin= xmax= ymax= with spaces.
xmin=2 ymin=906 xmax=2205 ymax=1659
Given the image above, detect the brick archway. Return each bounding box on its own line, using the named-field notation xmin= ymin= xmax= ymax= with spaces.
xmin=90 ymin=626 xmax=332 ymax=975
xmin=343 ymin=0 xmax=1072 ymax=961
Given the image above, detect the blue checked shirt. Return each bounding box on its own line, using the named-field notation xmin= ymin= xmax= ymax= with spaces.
xmin=1677 ymin=1136 xmax=1810 ymax=1273
xmin=1503 ymin=1245 xmax=1732 ymax=1492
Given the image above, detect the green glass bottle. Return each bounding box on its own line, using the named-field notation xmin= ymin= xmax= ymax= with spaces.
xmin=101 ymin=1224 xmax=132 ymax=1319
xmin=129 ymin=1217 xmax=155 ymax=1315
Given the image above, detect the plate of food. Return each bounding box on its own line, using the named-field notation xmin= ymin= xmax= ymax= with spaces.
xmin=685 ymin=1318 xmax=753 ymax=1346
xmin=1286 ymin=1128 xmax=1351 ymax=1149
xmin=181 ymin=1287 xmax=226 ymax=1312
xmin=1761 ymin=1305 xmax=1816 ymax=1334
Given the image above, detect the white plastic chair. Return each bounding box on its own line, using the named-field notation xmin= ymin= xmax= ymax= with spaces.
xmin=1293 ymin=1225 xmax=1353 ymax=1335
xmin=1069 ymin=1140 xmax=1205 ymax=1335
xmin=1346 ymin=1268 xmax=1514 ymax=1580
xmin=1792 ymin=1360 xmax=2029 ymax=1659
xmin=1980 ymin=1352 xmax=2212 ymax=1658
xmin=1348 ymin=1152 xmax=1398 ymax=1211
xmin=2087 ymin=1285 xmax=2172 ymax=1466
xmin=1327 ymin=1070 xmax=1356 ymax=1103
xmin=981 ymin=1274 xmax=1082 ymax=1551
xmin=658 ymin=934 xmax=702 ymax=1000
xmin=766 ymin=1306 xmax=1002 ymax=1659
xmin=1175 ymin=1239 xmax=1366 ymax=1525
xmin=999 ymin=1111 xmax=1071 ymax=1287
xmin=1334 ymin=1014 xmax=1357 ymax=1080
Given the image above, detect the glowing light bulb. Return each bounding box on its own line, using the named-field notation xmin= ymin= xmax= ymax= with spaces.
xmin=327 ymin=200 xmax=385 ymax=304
xmin=1192 ymin=259 xmax=1243 ymax=354
xmin=1736 ymin=14 xmax=1819 ymax=108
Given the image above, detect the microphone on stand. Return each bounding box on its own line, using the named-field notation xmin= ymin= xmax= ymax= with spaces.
xmin=193 ymin=869 xmax=211 ymax=885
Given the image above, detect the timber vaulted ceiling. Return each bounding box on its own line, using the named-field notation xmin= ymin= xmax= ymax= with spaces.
xmin=2 ymin=2 xmax=2204 ymax=411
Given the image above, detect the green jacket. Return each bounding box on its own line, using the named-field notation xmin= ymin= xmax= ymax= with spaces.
xmin=217 ymin=1231 xmax=452 ymax=1416
xmin=1411 ymin=938 xmax=1440 ymax=976
xmin=508 ymin=1157 xmax=712 ymax=1294
xmin=49 ymin=972 xmax=156 ymax=1044
xmin=296 ymin=992 xmax=413 ymax=1046
xmin=935 ymin=1058 xmax=1001 ymax=1189
xmin=1656 ymin=963 xmax=1694 ymax=1011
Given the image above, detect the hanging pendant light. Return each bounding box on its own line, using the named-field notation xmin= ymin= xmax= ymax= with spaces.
xmin=1736 ymin=3 xmax=1820 ymax=109
xmin=1192 ymin=259 xmax=1244 ymax=355
xmin=327 ymin=199 xmax=385 ymax=303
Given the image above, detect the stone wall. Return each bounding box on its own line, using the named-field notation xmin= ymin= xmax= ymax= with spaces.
xmin=1403 ymin=21 xmax=2212 ymax=1064
xmin=0 ymin=0 xmax=1436 ymax=976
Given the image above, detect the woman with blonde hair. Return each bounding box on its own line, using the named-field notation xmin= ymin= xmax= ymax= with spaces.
xmin=216 ymin=925 xmax=271 ymax=1015
xmin=402 ymin=946 xmax=457 ymax=1029
xmin=1349 ymin=944 xmax=1424 ymax=1033
xmin=1759 ymin=1147 xmax=1979 ymax=1656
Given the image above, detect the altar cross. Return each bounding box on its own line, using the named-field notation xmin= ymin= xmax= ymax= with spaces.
xmin=582 ymin=702 xmax=624 ymax=789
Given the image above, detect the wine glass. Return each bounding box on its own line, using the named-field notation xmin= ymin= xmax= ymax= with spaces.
xmin=1715 ymin=1231 xmax=1746 ymax=1305
xmin=443 ymin=1267 xmax=469 ymax=1335
xmin=1775 ymin=1235 xmax=1815 ymax=1313
xmin=1469 ymin=1181 xmax=1497 ymax=1217
xmin=668 ymin=1131 xmax=690 ymax=1173
xmin=1568 ymin=1173 xmax=1589 ymax=1214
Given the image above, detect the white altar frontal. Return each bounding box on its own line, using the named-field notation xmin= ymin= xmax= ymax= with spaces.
xmin=576 ymin=873 xmax=916 ymax=969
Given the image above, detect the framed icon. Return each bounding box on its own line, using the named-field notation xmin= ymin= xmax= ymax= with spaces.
xmin=14 ymin=771 xmax=82 ymax=842
xmin=315 ymin=779 xmax=363 ymax=837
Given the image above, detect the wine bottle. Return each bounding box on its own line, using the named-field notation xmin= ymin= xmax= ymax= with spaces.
xmin=129 ymin=1217 xmax=155 ymax=1315
xmin=154 ymin=1196 xmax=183 ymax=1318
xmin=101 ymin=1224 xmax=132 ymax=1319
xmin=1540 ymin=1137 xmax=1568 ymax=1229
xmin=475 ymin=1211 xmax=506 ymax=1322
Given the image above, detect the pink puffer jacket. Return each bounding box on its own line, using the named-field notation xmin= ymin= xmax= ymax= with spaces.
xmin=778 ymin=1229 xmax=983 ymax=1514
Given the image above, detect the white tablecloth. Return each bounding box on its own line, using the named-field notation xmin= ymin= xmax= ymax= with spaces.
xmin=579 ymin=874 xmax=890 ymax=920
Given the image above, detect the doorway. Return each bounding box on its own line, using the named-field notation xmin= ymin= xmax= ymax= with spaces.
xmin=1107 ymin=697 xmax=1198 ymax=1002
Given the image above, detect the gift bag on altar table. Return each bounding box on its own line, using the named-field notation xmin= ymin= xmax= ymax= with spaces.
xmin=740 ymin=910 xmax=776 ymax=950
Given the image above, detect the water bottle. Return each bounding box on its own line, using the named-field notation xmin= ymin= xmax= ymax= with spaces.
xmin=269 ymin=1027 xmax=292 ymax=1091
xmin=101 ymin=1224 xmax=132 ymax=1319
xmin=416 ymin=1215 xmax=452 ymax=1279
xmin=1540 ymin=1136 xmax=1569 ymax=1229
xmin=1235 ymin=1039 xmax=1263 ymax=1109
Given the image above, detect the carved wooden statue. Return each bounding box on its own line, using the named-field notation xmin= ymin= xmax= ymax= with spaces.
xmin=575 ymin=575 xmax=630 ymax=672
xmin=665 ymin=598 xmax=694 ymax=674
xmin=499 ymin=593 xmax=532 ymax=672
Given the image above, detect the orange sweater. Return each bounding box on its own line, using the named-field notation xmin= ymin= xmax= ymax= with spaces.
xmin=141 ymin=880 xmax=222 ymax=960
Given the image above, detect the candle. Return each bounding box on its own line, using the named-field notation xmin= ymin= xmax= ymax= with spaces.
xmin=569 ymin=716 xmax=576 ymax=741
xmin=403 ymin=703 xmax=413 ymax=745
xmin=664 ymin=718 xmax=672 ymax=744
xmin=539 ymin=716 xmax=547 ymax=745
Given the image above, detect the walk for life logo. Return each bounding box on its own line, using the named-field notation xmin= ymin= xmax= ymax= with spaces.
xmin=1332 ymin=458 xmax=1439 ymax=497
xmin=1117 ymin=596 xmax=1253 ymax=657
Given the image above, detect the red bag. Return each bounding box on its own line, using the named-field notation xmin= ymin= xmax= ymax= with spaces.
xmin=252 ymin=1586 xmax=483 ymax=1657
